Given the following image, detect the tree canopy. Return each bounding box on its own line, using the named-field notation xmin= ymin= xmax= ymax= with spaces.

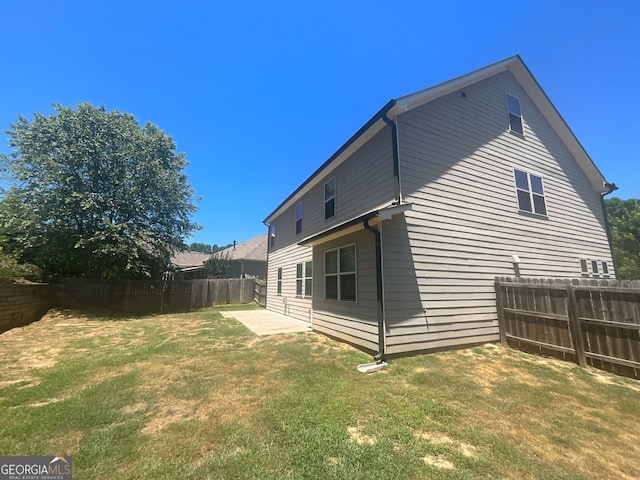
xmin=605 ymin=197 xmax=640 ymax=280
xmin=203 ymin=256 xmax=231 ymax=278
xmin=0 ymin=103 xmax=199 ymax=279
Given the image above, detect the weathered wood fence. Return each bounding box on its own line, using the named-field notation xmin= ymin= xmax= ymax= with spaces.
xmin=55 ymin=277 xmax=258 ymax=314
xmin=253 ymin=278 xmax=266 ymax=307
xmin=495 ymin=277 xmax=640 ymax=379
xmin=0 ymin=282 xmax=51 ymax=333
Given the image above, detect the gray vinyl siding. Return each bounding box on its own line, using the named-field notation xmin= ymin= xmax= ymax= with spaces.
xmin=312 ymin=229 xmax=379 ymax=352
xmin=384 ymin=70 xmax=613 ymax=354
xmin=292 ymin=128 xmax=395 ymax=240
xmin=265 ymin=125 xmax=394 ymax=329
xmin=265 ymin=243 xmax=313 ymax=322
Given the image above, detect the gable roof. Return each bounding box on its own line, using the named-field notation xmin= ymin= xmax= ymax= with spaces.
xmin=212 ymin=234 xmax=267 ymax=262
xmin=263 ymin=55 xmax=609 ymax=224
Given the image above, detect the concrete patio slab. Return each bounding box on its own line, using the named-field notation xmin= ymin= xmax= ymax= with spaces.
xmin=221 ymin=309 xmax=312 ymax=336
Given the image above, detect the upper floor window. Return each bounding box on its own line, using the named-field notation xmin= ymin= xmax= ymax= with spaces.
xmin=514 ymin=169 xmax=547 ymax=216
xmin=295 ymin=202 xmax=303 ymax=234
xmin=506 ymin=94 xmax=524 ymax=135
xmin=269 ymin=224 xmax=276 ymax=248
xmin=325 ymin=244 xmax=357 ymax=302
xmin=324 ymin=178 xmax=335 ymax=220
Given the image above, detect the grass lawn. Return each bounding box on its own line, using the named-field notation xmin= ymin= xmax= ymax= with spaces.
xmin=1 ymin=306 xmax=638 ymax=479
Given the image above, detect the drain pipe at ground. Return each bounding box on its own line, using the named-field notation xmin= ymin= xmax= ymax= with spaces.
xmin=358 ymin=218 xmax=388 ymax=374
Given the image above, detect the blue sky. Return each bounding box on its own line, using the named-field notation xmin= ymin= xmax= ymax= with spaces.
xmin=1 ymin=1 xmax=639 ymax=246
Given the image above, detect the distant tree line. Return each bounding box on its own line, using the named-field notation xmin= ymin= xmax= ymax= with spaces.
xmin=188 ymin=242 xmax=232 ymax=254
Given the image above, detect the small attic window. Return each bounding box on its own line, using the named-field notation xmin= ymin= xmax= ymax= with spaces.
xmin=506 ymin=94 xmax=524 ymax=135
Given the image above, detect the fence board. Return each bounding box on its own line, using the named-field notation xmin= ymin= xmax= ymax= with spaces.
xmin=495 ymin=277 xmax=640 ymax=380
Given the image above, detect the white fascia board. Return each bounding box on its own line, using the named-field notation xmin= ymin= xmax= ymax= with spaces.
xmin=390 ymin=57 xmax=516 ymax=116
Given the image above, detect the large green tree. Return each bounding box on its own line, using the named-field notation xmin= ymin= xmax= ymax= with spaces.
xmin=0 ymin=103 xmax=199 ymax=279
xmin=605 ymin=197 xmax=640 ymax=280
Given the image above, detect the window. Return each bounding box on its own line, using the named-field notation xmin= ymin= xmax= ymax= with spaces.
xmin=506 ymin=94 xmax=524 ymax=135
xmin=305 ymin=261 xmax=313 ymax=297
xmin=325 ymin=245 xmax=356 ymax=301
xmin=295 ymin=202 xmax=303 ymax=234
xmin=269 ymin=225 xmax=276 ymax=248
xmin=580 ymin=259 xmax=589 ymax=276
xmin=296 ymin=261 xmax=313 ymax=297
xmin=277 ymin=267 xmax=282 ymax=295
xmin=296 ymin=264 xmax=303 ymax=296
xmin=514 ymin=169 xmax=547 ymax=216
xmin=580 ymin=258 xmax=610 ymax=278
xmin=324 ymin=178 xmax=335 ymax=219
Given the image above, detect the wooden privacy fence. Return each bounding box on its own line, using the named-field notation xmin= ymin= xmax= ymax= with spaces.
xmin=495 ymin=277 xmax=640 ymax=379
xmin=0 ymin=282 xmax=51 ymax=333
xmin=56 ymin=277 xmax=257 ymax=314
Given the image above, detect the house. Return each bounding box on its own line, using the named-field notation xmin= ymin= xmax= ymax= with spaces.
xmin=262 ymin=55 xmax=616 ymax=358
xmin=211 ymin=234 xmax=268 ymax=279
xmin=170 ymin=250 xmax=211 ymax=280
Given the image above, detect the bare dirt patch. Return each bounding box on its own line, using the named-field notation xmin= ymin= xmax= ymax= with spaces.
xmin=422 ymin=454 xmax=454 ymax=470
xmin=413 ymin=430 xmax=478 ymax=458
xmin=347 ymin=425 xmax=377 ymax=445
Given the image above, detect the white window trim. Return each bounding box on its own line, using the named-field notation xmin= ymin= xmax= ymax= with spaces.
xmin=324 ymin=177 xmax=336 ymax=220
xmin=296 ymin=263 xmax=303 ymax=297
xmin=295 ymin=261 xmax=312 ymax=298
xmin=580 ymin=258 xmax=610 ymax=278
xmin=514 ymin=168 xmax=548 ymax=217
xmin=295 ymin=261 xmax=313 ymax=298
xmin=505 ymin=93 xmax=524 ymax=136
xmin=324 ymin=243 xmax=357 ymax=302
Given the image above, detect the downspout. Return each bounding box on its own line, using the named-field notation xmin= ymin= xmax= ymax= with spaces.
xmin=358 ymin=108 xmax=400 ymax=367
xmin=600 ymin=182 xmax=619 ymax=275
xmin=263 ymin=222 xmax=271 ymax=305
xmin=381 ymin=111 xmax=402 ymax=204
xmin=363 ymin=218 xmax=385 ymax=363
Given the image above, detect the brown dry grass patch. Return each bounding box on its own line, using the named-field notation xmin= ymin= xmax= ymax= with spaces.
xmin=427 ymin=345 xmax=640 ymax=480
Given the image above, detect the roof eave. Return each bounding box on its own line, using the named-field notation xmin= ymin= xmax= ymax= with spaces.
xmin=265 ymin=56 xmax=609 ymax=224
xmin=298 ymin=203 xmax=412 ymax=247
xmin=263 ymin=100 xmax=397 ymax=224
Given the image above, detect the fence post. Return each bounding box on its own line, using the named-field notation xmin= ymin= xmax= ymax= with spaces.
xmin=567 ymin=284 xmax=587 ymax=367
xmin=494 ymin=278 xmax=508 ymax=347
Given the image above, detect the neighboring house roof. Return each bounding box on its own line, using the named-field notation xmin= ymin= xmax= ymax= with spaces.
xmin=263 ymin=55 xmax=610 ymax=225
xmin=212 ymin=235 xmax=268 ymax=262
xmin=171 ymin=251 xmax=211 ymax=269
